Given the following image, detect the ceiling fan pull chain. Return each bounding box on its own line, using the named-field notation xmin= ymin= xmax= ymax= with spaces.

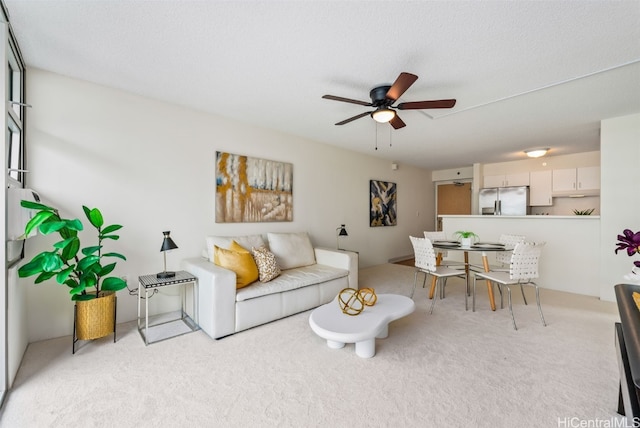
xmin=375 ymin=123 xmax=378 ymax=151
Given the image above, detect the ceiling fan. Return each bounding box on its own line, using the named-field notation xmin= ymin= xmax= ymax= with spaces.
xmin=322 ymin=72 xmax=456 ymax=129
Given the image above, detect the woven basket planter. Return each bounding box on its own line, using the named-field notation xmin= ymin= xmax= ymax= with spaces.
xmin=75 ymin=291 xmax=116 ymax=341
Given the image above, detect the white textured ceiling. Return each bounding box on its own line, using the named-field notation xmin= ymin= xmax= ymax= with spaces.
xmin=5 ymin=0 xmax=640 ymax=169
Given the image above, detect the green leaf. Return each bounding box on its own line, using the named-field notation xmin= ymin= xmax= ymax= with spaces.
xmin=34 ymin=271 xmax=56 ymax=284
xmin=101 ymin=224 xmax=122 ymax=235
xmin=20 ymin=200 xmax=55 ymax=211
xmin=81 ymin=246 xmax=102 ymax=256
xmin=84 ymin=206 xmax=104 ymax=229
xmin=78 ymin=255 xmax=100 ymax=271
xmin=101 ymin=277 xmax=126 ymax=291
xmin=64 ymin=278 xmax=78 ymax=289
xmin=53 ymin=237 xmax=75 ymax=249
xmin=69 ymin=283 xmax=86 ymax=296
xmin=39 ymin=221 xmax=68 ymax=235
xmin=72 ymin=293 xmax=95 ymax=301
xmin=60 ymin=237 xmax=80 ymax=261
xmin=56 ymin=266 xmax=75 ymax=284
xmin=42 ymin=253 xmax=63 ymax=272
xmin=24 ymin=211 xmax=55 ymax=237
xmin=103 ymin=252 xmax=127 ymax=261
xmin=99 ymin=262 xmax=116 ymax=276
xmin=18 ymin=255 xmax=46 ymax=277
xmin=101 ymin=235 xmax=119 ymax=241
xmin=64 ymin=219 xmax=83 ymax=231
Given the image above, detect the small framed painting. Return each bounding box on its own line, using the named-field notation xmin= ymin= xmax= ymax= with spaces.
xmin=370 ymin=180 xmax=397 ymax=227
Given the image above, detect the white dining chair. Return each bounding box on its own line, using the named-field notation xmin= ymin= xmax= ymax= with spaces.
xmin=494 ymin=234 xmax=526 ymax=269
xmin=423 ymin=231 xmax=466 ymax=269
xmin=472 ymin=241 xmax=547 ymax=330
xmin=410 ymin=236 xmax=468 ymax=313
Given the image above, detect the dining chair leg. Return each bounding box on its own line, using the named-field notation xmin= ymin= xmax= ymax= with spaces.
xmin=534 ymin=284 xmax=547 ymax=326
xmin=472 ymin=276 xmax=477 ymax=312
xmin=429 ymin=279 xmax=439 ymax=314
xmin=519 ymin=284 xmax=528 ymax=305
xmin=411 ymin=270 xmax=419 ymax=299
xmin=506 ymin=285 xmax=517 ymax=330
xmin=464 ymin=279 xmax=468 ymax=311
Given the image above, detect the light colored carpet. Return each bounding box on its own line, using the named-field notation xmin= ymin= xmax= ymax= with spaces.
xmin=0 ymin=264 xmax=624 ymax=427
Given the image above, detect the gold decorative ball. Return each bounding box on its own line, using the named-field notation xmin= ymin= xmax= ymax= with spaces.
xmin=359 ymin=288 xmax=377 ymax=306
xmin=338 ymin=288 xmax=364 ymax=316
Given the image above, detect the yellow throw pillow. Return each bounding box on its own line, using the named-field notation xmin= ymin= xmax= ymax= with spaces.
xmin=213 ymin=241 xmax=259 ymax=289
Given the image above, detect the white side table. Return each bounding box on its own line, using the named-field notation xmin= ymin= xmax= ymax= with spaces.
xmin=137 ymin=270 xmax=199 ymax=345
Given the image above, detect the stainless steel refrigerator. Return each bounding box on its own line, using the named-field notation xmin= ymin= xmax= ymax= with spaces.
xmin=479 ymin=186 xmax=530 ymax=215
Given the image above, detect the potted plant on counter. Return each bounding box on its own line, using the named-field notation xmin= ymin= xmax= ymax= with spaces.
xmin=454 ymin=230 xmax=479 ymax=247
xmin=18 ymin=201 xmax=127 ymax=349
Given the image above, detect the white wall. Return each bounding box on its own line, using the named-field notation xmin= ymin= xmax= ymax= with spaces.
xmin=21 ymin=69 xmax=435 ymax=342
xmin=600 ymin=113 xmax=640 ymax=301
xmin=441 ymin=215 xmax=601 ymax=296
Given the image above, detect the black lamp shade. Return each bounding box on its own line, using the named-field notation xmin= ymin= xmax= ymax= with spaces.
xmin=160 ymin=231 xmax=178 ymax=252
xmin=338 ymin=225 xmax=348 ymax=236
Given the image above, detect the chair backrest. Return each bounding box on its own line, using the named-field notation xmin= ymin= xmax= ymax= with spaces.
xmin=410 ymin=236 xmax=437 ymax=273
xmin=424 ymin=231 xmax=447 ymax=241
xmin=424 ymin=231 xmax=448 ymax=257
xmin=495 ymin=234 xmax=526 ymax=265
xmin=509 ymin=241 xmax=545 ymax=280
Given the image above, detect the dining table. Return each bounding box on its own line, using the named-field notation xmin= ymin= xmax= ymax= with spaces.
xmin=431 ymin=240 xmax=512 ymax=311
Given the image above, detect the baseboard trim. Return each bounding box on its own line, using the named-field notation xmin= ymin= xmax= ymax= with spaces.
xmin=388 ymin=255 xmax=414 ymax=263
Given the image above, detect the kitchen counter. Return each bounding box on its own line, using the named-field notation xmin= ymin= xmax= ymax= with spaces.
xmin=439 ymin=215 xmax=600 ymax=297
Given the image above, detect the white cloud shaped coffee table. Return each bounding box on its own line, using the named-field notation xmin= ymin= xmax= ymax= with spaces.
xmin=309 ymin=293 xmax=415 ymax=358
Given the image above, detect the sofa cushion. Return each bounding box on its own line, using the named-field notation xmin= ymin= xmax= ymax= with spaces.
xmin=206 ymin=234 xmax=266 ymax=262
xmin=213 ymin=241 xmax=259 ymax=288
xmin=267 ymin=232 xmax=316 ymax=270
xmin=251 ymin=246 xmax=281 ymax=282
xmin=235 ymin=263 xmax=348 ymax=302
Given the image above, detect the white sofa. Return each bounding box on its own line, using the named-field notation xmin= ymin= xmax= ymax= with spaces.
xmin=182 ymin=232 xmax=358 ymax=339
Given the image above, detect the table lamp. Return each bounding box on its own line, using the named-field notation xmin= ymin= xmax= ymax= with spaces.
xmin=336 ymin=224 xmax=348 ymax=250
xmin=157 ymin=231 xmax=178 ymax=279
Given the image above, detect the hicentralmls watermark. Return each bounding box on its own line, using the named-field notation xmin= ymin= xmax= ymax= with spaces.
xmin=557 ymin=417 xmax=640 ymax=428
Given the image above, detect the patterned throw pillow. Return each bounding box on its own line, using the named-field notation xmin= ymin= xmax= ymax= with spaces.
xmin=251 ymin=246 xmax=281 ymax=283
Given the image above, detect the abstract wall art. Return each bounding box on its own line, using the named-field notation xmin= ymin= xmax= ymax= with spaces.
xmin=216 ymin=151 xmax=293 ymax=223
xmin=370 ymin=180 xmax=397 ymax=227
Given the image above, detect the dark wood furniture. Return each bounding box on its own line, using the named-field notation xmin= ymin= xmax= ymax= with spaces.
xmin=615 ymin=283 xmax=640 ymax=420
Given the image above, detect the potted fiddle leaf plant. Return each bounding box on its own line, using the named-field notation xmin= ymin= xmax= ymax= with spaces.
xmin=18 ymin=200 xmax=127 ymax=343
xmin=454 ymin=230 xmax=479 ymax=247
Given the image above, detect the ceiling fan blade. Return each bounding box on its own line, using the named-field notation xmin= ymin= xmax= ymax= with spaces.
xmin=389 ymin=114 xmax=406 ymax=129
xmin=322 ymin=94 xmax=372 ymax=107
xmin=335 ymin=111 xmax=371 ymax=126
xmin=396 ymin=99 xmax=457 ymax=110
xmin=385 ymin=72 xmax=418 ymax=102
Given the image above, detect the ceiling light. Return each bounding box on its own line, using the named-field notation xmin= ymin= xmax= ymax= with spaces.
xmin=525 ymin=148 xmax=549 ymax=158
xmin=371 ymin=108 xmax=396 ymax=123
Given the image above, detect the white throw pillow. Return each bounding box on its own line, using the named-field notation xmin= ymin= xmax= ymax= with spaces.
xmin=205 ymin=234 xmax=266 ymax=262
xmin=267 ymin=232 xmax=316 ymax=270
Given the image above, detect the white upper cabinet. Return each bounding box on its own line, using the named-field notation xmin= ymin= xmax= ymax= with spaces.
xmin=577 ymin=166 xmax=600 ymax=191
xmin=552 ymin=167 xmax=600 ymax=195
xmin=483 ymin=172 xmax=530 ymax=188
xmin=529 ymin=170 xmax=553 ymax=206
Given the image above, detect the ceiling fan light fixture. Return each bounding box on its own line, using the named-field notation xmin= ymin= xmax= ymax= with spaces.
xmin=371 ymin=108 xmax=396 ymax=123
xmin=525 ymin=148 xmax=549 ymax=158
